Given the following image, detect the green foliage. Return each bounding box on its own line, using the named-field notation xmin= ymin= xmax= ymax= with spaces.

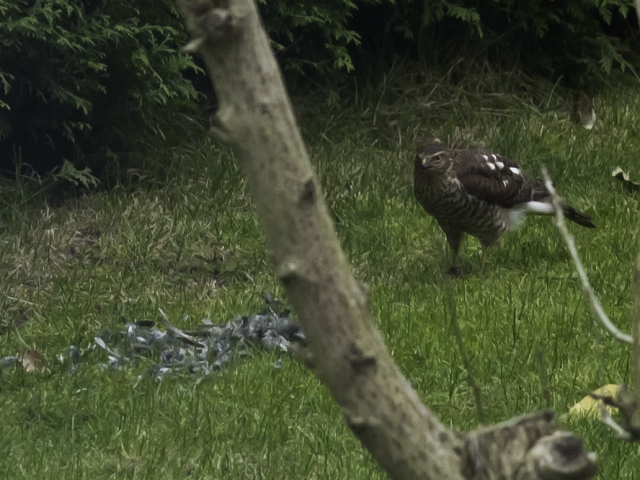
xmin=473 ymin=0 xmax=639 ymax=85
xmin=257 ymin=0 xmax=639 ymax=88
xmin=0 ymin=151 xmax=99 ymax=230
xmin=1 ymin=0 xmax=635 ymax=172
xmin=257 ymin=0 xmax=371 ymax=74
xmin=0 ymin=0 xmax=199 ymax=171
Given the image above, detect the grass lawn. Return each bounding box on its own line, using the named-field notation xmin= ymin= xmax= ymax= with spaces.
xmin=1 ymin=78 xmax=640 ymax=478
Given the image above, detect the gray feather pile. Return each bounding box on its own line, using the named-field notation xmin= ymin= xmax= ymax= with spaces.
xmin=57 ymin=296 xmax=303 ymax=381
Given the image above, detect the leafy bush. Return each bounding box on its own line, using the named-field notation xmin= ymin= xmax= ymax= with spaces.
xmin=403 ymin=0 xmax=640 ymax=87
xmin=1 ymin=0 xmax=637 ymax=174
xmin=258 ymin=0 xmax=639 ymax=88
xmin=257 ymin=0 xmax=372 ymax=75
xmin=0 ymin=0 xmax=199 ymax=173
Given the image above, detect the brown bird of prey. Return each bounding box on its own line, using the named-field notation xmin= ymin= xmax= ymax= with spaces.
xmin=414 ymin=140 xmax=596 ymax=274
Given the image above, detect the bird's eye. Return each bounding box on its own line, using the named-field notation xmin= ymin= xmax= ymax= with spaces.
xmin=432 ymin=155 xmax=441 ymax=163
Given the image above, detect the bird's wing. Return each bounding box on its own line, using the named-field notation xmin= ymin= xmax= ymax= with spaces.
xmin=453 ymin=150 xmax=538 ymax=207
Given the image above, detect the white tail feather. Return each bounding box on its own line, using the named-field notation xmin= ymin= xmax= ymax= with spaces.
xmin=507 ymin=201 xmax=555 ymax=231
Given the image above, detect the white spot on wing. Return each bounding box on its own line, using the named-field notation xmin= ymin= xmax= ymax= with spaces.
xmin=482 ymin=155 xmax=489 ymax=160
xmin=491 ymin=154 xmax=497 ymax=160
xmin=496 ymin=161 xmax=505 ymax=169
xmin=503 ymin=179 xmax=509 ymax=186
xmin=510 ymin=167 xmax=520 ymax=174
xmin=486 ymin=162 xmax=496 ymax=170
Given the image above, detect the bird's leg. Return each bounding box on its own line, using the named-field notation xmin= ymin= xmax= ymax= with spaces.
xmin=444 ymin=229 xmax=463 ymax=277
xmin=480 ymin=244 xmax=489 ymax=274
xmin=445 ymin=249 xmax=462 ymax=277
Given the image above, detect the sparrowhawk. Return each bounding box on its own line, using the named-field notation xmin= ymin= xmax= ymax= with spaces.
xmin=414 ymin=140 xmax=596 ymax=274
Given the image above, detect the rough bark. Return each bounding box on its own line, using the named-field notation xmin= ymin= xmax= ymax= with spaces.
xmin=176 ymin=1 xmax=598 ymax=478
xmin=628 ymin=247 xmax=640 ymax=439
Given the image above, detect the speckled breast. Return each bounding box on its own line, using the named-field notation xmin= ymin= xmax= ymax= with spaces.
xmin=415 ymin=180 xmax=509 ymax=245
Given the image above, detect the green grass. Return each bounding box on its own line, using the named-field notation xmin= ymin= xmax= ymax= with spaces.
xmin=2 ymin=77 xmax=640 ymax=478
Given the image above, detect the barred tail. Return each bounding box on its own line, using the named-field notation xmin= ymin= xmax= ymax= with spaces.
xmin=562 ymin=204 xmax=596 ymax=228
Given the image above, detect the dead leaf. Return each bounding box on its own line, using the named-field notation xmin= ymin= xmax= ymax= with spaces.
xmin=577 ymin=93 xmax=596 ymax=130
xmin=18 ymin=349 xmax=46 ymax=373
xmin=568 ymin=384 xmax=619 ymax=419
xmin=612 ymin=167 xmax=640 ymax=192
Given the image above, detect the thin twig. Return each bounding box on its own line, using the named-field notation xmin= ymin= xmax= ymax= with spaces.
xmin=537 ymin=347 xmax=552 ymax=409
xmin=633 ymin=246 xmax=640 ymax=414
xmin=159 ymin=308 xmax=206 ymax=348
xmin=444 ymin=279 xmax=485 ymax=424
xmin=541 ymin=167 xmax=633 ymax=345
xmin=599 ymin=403 xmax=632 ymax=440
xmin=5 ymin=296 xmax=37 ymax=306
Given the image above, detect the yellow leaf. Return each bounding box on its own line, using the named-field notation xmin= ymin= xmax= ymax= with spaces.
xmin=568 ymin=384 xmax=619 ymax=419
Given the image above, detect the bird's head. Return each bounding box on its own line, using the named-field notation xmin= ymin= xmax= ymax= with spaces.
xmin=415 ymin=141 xmax=448 ymax=177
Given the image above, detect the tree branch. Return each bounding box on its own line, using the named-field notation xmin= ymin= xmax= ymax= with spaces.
xmin=445 ymin=279 xmax=485 ymax=424
xmin=175 ymin=1 xmax=597 ymax=477
xmin=630 ymin=243 xmax=640 ymax=438
xmin=541 ymin=167 xmax=633 ymax=345
xmin=542 ymin=166 xmax=640 ymax=442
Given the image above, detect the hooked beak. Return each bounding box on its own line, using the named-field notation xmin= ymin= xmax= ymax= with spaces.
xmin=417 ymin=156 xmax=434 ymax=170
xmin=416 ymin=151 xmax=444 ymax=170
